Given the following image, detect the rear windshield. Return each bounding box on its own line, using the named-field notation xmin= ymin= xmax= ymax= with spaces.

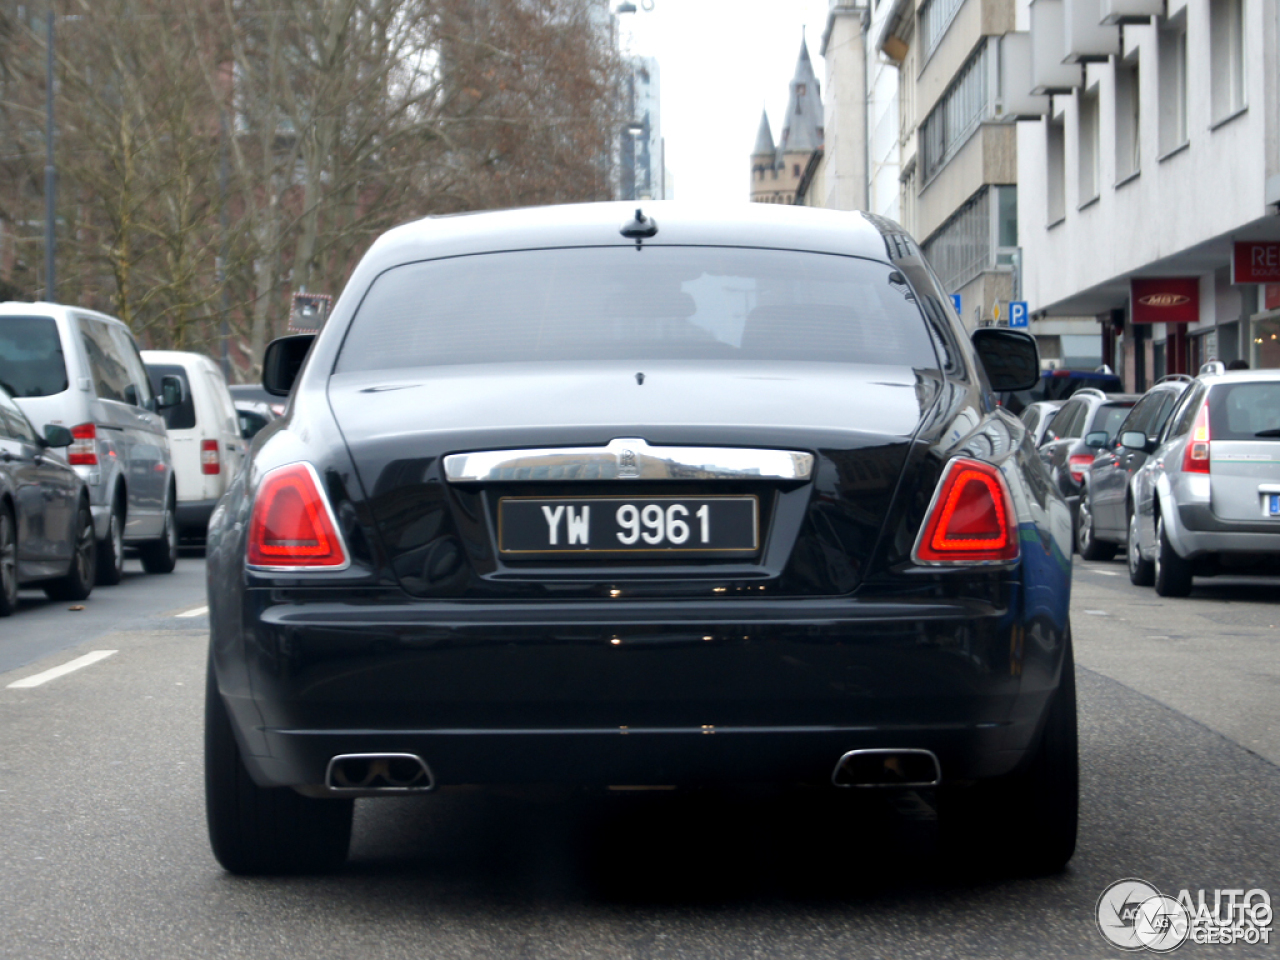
xmin=147 ymin=364 xmax=196 ymax=430
xmin=1090 ymin=403 xmax=1136 ymax=439
xmin=0 ymin=315 xmax=69 ymax=398
xmin=334 ymin=247 xmax=940 ymax=372
xmin=1210 ymin=381 xmax=1280 ymax=440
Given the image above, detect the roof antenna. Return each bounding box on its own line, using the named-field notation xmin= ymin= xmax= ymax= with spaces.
xmin=620 ymin=207 xmax=659 ymax=249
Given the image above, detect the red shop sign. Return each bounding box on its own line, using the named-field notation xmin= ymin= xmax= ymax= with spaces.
xmin=1131 ymin=277 xmax=1199 ymax=324
xmin=1234 ymin=242 xmax=1280 ymax=283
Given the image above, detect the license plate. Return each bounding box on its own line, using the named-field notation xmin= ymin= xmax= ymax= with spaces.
xmin=498 ymin=496 xmax=758 ymax=555
xmin=1271 ymin=494 xmax=1280 ymax=517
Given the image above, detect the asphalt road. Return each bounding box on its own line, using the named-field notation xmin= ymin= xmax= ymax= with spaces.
xmin=0 ymin=553 xmax=1277 ymax=959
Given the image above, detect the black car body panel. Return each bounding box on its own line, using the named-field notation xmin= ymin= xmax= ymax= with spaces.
xmin=206 ymin=202 xmax=1072 ymax=793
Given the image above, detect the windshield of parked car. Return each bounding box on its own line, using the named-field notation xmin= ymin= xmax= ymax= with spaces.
xmin=335 ymin=247 xmax=942 ymax=372
xmin=0 ymin=315 xmax=69 ymax=398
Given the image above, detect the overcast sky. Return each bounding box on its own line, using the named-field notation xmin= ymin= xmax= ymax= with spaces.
xmin=618 ymin=0 xmax=833 ymax=204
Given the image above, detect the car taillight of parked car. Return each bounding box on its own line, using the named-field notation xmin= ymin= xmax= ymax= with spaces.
xmin=1068 ymin=453 xmax=1095 ymax=484
xmin=201 ymin=439 xmax=221 ymax=475
xmin=1181 ymin=403 xmax=1212 ymax=474
xmin=68 ymin=423 xmax=97 ymax=466
xmin=247 ymin=462 xmax=347 ymax=569
xmin=913 ymin=458 xmax=1019 ymax=564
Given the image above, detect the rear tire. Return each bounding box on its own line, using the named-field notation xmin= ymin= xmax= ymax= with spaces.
xmin=1076 ymin=497 xmax=1116 ymax=561
xmin=941 ymin=629 xmax=1078 ymax=876
xmin=44 ymin=501 xmax=96 ymax=602
xmin=1154 ymin=514 xmax=1193 ymax=597
xmin=205 ymin=660 xmax=353 ymax=874
xmin=96 ymin=501 xmax=125 ymax=586
xmin=0 ymin=507 xmax=17 ymax=617
xmin=139 ymin=493 xmax=178 ymax=574
xmin=1127 ymin=507 xmax=1154 ymax=586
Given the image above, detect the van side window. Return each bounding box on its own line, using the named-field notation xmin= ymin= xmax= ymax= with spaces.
xmin=79 ymin=318 xmax=130 ymax=404
xmin=111 ymin=327 xmax=153 ymax=408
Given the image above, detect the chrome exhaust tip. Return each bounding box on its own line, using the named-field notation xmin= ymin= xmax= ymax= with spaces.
xmin=831 ymin=749 xmax=940 ymax=788
xmin=325 ymin=753 xmax=435 ymax=794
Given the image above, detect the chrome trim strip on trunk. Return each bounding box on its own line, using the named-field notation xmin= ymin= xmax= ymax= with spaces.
xmin=443 ymin=438 xmax=814 ymax=483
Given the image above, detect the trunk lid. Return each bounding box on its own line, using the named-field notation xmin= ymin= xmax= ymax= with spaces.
xmin=1208 ymin=380 xmax=1280 ymax=521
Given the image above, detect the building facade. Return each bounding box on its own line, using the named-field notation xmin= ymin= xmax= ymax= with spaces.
xmin=620 ymin=56 xmax=667 ymax=201
xmin=1014 ymin=0 xmax=1280 ymax=386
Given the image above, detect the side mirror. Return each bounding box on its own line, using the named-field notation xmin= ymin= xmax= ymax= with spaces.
xmin=156 ymin=374 xmax=186 ymax=410
xmin=262 ymin=334 xmax=315 ymax=398
xmin=43 ymin=424 xmax=74 ymax=447
xmin=1120 ymin=430 xmax=1147 ymax=451
xmin=971 ymin=328 xmax=1040 ymax=392
xmin=1085 ymin=431 xmax=1110 ymax=449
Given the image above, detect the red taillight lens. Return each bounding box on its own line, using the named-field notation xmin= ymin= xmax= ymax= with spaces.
xmin=1181 ymin=403 xmax=1211 ymax=474
xmin=1068 ymin=453 xmax=1095 ymax=484
xmin=914 ymin=458 xmax=1019 ymax=564
xmin=68 ymin=423 xmax=98 ymax=466
xmin=247 ymin=463 xmax=347 ymax=569
xmin=201 ymin=439 xmax=221 ymax=475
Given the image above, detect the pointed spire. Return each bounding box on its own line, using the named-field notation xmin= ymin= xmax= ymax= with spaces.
xmin=752 ymin=109 xmax=775 ymax=157
xmin=777 ymin=33 xmax=824 ymax=157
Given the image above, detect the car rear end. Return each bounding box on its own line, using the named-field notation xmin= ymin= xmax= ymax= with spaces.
xmin=206 ymin=205 xmax=1071 ymax=799
xmin=1161 ymin=372 xmax=1280 ymax=568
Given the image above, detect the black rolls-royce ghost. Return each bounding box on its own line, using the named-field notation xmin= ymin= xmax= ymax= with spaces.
xmin=204 ymin=202 xmax=1074 ymax=875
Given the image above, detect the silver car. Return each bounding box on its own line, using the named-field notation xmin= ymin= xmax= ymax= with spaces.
xmin=1129 ymin=367 xmax=1280 ymax=596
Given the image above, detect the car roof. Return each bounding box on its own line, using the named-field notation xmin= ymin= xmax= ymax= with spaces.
xmin=141 ymin=349 xmax=216 ymax=370
xmin=363 ymin=201 xmax=895 ymax=269
xmin=1200 ymin=369 xmax=1280 ymax=384
xmin=0 ymin=300 xmax=128 ymax=329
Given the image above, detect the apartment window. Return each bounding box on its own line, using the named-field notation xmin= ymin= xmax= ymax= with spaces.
xmin=922 ymin=186 xmax=1017 ymax=293
xmin=1158 ymin=12 xmax=1188 ymax=154
xmin=920 ymin=42 xmax=992 ymax=183
xmin=1210 ymin=0 xmax=1246 ymax=121
xmin=1115 ymin=54 xmax=1140 ymax=181
xmin=1047 ymin=114 xmax=1066 ymax=224
xmin=1078 ymin=87 xmax=1100 ymax=205
xmin=919 ymin=0 xmax=965 ymax=61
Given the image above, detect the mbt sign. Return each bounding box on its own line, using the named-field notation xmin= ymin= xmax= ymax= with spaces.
xmin=1234 ymin=241 xmax=1280 ymax=283
xmin=1131 ymin=277 xmax=1199 ymax=324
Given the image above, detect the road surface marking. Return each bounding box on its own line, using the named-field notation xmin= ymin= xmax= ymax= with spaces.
xmin=176 ymin=606 xmax=209 ymax=618
xmin=1084 ymin=610 xmax=1109 ymax=616
xmin=1090 ymin=570 xmax=1119 ymax=576
xmin=7 ymin=650 xmax=117 ymax=689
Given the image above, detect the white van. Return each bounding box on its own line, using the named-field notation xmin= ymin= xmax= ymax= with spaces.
xmin=0 ymin=302 xmax=181 ymax=583
xmin=141 ymin=351 xmax=245 ymax=540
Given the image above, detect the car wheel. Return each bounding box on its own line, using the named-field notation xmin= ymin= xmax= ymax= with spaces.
xmin=1076 ymin=497 xmax=1116 ymax=561
xmin=0 ymin=507 xmax=17 ymax=617
xmin=205 ymin=658 xmax=353 ymax=874
xmin=139 ymin=492 xmax=178 ymax=574
xmin=96 ymin=501 xmax=125 ymax=586
xmin=1153 ymin=514 xmax=1193 ymax=597
xmin=940 ymin=627 xmax=1078 ymax=876
xmin=1126 ymin=508 xmax=1154 ymax=586
xmin=44 ymin=501 xmax=96 ymax=602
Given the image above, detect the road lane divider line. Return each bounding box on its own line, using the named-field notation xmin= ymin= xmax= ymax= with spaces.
xmin=176 ymin=606 xmax=209 ymax=618
xmin=7 ymin=650 xmax=118 ymax=689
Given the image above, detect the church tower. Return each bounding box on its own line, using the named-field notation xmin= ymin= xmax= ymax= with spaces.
xmin=749 ymin=110 xmax=777 ymax=203
xmin=750 ymin=36 xmax=824 ymax=204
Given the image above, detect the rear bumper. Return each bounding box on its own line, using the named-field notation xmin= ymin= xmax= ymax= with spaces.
xmin=1170 ymin=503 xmax=1280 ymax=557
xmin=176 ymin=499 xmax=219 ymax=537
xmin=214 ymin=589 xmax=1068 ymax=791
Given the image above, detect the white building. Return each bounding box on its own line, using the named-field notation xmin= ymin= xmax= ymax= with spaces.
xmin=1014 ymin=0 xmax=1280 ymax=383
xmin=621 ymin=56 xmax=666 ymax=201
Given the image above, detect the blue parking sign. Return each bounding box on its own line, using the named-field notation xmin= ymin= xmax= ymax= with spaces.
xmin=950 ymin=293 xmax=961 ymax=314
xmin=1009 ymin=300 xmax=1029 ymax=328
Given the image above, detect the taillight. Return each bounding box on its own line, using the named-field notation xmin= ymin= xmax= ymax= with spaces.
xmin=68 ymin=423 xmax=98 ymax=466
xmin=201 ymin=439 xmax=221 ymax=475
xmin=1068 ymin=453 xmax=1095 ymax=484
xmin=247 ymin=462 xmax=348 ymax=569
xmin=913 ymin=457 xmax=1020 ymax=564
xmin=1181 ymin=402 xmax=1211 ymax=474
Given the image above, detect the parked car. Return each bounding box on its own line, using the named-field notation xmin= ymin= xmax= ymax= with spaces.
xmin=233 ymin=398 xmax=277 ymax=442
xmin=1129 ymin=368 xmax=1280 ymax=596
xmin=143 ymin=350 xmax=247 ymax=541
xmin=204 ymin=202 xmax=1076 ymax=876
xmin=0 ymin=303 xmax=182 ymax=583
xmin=0 ymin=384 xmax=95 ymax=613
xmin=1075 ymin=376 xmax=1192 ymax=562
xmin=1000 ymin=367 xmax=1124 ymax=416
xmin=1035 ymin=388 xmax=1140 ymax=546
xmin=1019 ymin=400 xmax=1064 ymax=447
xmin=228 ymin=383 xmax=286 ymax=418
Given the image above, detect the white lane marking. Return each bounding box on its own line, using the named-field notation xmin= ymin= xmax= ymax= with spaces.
xmin=7 ymin=650 xmax=117 ymax=689
xmin=1084 ymin=610 xmax=1109 ymax=616
xmin=1090 ymin=570 xmax=1119 ymax=576
xmin=176 ymin=605 xmax=209 ymax=618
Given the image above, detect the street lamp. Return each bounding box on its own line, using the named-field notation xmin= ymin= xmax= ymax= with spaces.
xmin=44 ymin=11 xmax=55 ymax=300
